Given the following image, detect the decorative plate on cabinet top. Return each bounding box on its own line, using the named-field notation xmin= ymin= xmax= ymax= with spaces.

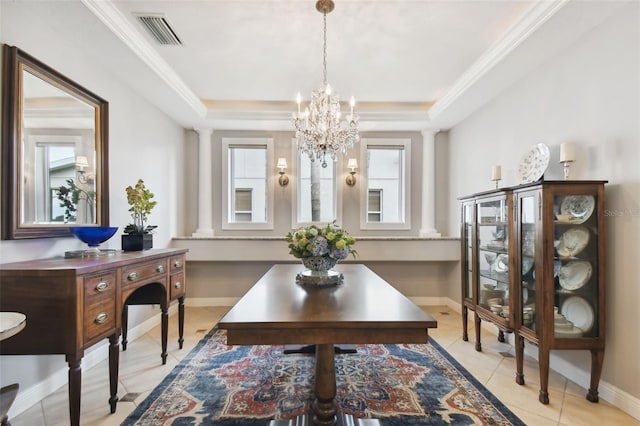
xmin=517 ymin=143 xmax=550 ymax=184
xmin=560 ymin=195 xmax=595 ymax=224
xmin=556 ymin=226 xmax=590 ymax=258
xmin=559 ymin=260 xmax=593 ymax=291
xmin=561 ymin=296 xmax=594 ymax=332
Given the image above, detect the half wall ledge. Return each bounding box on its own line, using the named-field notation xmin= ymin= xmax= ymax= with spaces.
xmin=170 ymin=236 xmax=460 ymax=262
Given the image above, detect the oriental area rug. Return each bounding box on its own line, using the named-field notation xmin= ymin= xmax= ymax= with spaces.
xmin=122 ymin=328 xmax=525 ymax=426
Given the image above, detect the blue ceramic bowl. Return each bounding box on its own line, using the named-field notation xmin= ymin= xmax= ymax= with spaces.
xmin=70 ymin=226 xmax=118 ymax=247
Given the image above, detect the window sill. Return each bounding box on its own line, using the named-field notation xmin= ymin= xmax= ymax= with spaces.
xmin=170 ymin=236 xmax=460 ymax=262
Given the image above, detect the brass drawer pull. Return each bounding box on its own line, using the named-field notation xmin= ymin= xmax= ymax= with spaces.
xmin=95 ymin=281 xmax=109 ymax=292
xmin=174 ymin=282 xmax=182 ymax=289
xmin=94 ymin=312 xmax=109 ymax=324
xmin=173 ymin=260 xmax=182 ymax=268
xmin=156 ymin=264 xmax=165 ymax=273
xmin=128 ymin=272 xmax=138 ymax=281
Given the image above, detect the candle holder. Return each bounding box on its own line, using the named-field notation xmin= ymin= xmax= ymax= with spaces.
xmin=492 ymin=178 xmax=501 ymax=189
xmin=560 ymin=160 xmax=573 ymax=180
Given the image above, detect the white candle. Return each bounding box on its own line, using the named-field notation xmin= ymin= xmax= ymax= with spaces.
xmin=560 ymin=142 xmax=575 ymax=162
xmin=492 ymin=165 xmax=502 ymax=181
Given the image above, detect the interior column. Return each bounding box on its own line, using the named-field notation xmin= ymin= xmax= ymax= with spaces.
xmin=420 ymin=129 xmax=441 ymax=237
xmin=193 ymin=128 xmax=214 ymax=236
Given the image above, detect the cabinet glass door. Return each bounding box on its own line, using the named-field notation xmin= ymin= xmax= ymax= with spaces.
xmin=477 ymin=198 xmax=509 ymax=316
xmin=463 ymin=203 xmax=474 ymax=301
xmin=553 ymin=194 xmax=599 ymax=338
xmin=520 ymin=194 xmax=536 ymax=331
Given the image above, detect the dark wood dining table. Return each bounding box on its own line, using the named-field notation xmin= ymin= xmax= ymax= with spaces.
xmin=217 ymin=264 xmax=437 ymax=426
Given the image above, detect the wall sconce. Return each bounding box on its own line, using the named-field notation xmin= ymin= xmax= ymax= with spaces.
xmin=277 ymin=157 xmax=289 ymax=186
xmin=346 ymin=158 xmax=358 ymax=186
xmin=75 ymin=155 xmax=94 ymax=184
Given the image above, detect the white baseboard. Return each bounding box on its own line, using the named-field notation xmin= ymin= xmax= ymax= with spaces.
xmin=9 ymin=304 xmax=179 ymax=419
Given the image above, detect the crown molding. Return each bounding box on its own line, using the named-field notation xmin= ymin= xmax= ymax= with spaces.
xmin=81 ymin=0 xmax=207 ymax=119
xmin=428 ymin=0 xmax=568 ymax=123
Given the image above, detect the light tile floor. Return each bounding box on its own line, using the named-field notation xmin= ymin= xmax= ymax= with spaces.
xmin=10 ymin=306 xmax=639 ymax=425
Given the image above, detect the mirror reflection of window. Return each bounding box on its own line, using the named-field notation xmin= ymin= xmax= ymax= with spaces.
xmin=360 ymin=139 xmax=411 ymax=230
xmin=221 ymin=138 xmax=274 ymax=230
xmin=297 ymin=153 xmax=337 ymax=223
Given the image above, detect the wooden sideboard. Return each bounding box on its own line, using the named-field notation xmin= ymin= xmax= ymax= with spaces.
xmin=0 ymin=248 xmax=188 ymax=426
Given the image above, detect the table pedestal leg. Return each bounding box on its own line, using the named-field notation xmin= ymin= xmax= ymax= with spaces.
xmin=313 ymin=344 xmax=337 ymax=425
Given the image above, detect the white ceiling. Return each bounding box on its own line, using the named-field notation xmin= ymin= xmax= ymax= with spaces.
xmin=15 ymin=0 xmax=627 ymax=131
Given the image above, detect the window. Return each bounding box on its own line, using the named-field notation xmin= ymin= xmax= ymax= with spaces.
xmin=360 ymin=139 xmax=411 ymax=230
xmin=222 ymin=138 xmax=274 ymax=230
xmin=293 ymin=148 xmax=341 ymax=226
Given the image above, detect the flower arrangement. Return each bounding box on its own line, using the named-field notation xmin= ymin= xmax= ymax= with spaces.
xmin=286 ymin=222 xmax=357 ymax=261
xmin=123 ymin=179 xmax=157 ymax=235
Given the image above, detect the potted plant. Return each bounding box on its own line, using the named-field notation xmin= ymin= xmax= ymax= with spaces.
xmin=122 ymin=179 xmax=157 ymax=251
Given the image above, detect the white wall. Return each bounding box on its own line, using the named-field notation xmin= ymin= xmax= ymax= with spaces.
xmin=0 ymin=1 xmax=186 ymax=400
xmin=447 ymin=1 xmax=639 ymax=402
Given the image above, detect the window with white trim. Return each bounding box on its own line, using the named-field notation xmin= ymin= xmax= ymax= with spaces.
xmin=360 ymin=139 xmax=411 ymax=230
xmin=222 ymin=138 xmax=274 ymax=229
xmin=293 ymin=149 xmax=341 ymax=226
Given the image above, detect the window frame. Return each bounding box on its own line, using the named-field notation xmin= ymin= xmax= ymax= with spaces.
xmin=291 ymin=140 xmax=343 ymax=228
xmin=359 ymin=138 xmax=411 ymax=230
xmin=221 ymin=137 xmax=274 ymax=230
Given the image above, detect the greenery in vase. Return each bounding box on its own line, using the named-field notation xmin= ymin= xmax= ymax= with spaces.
xmin=124 ymin=179 xmax=157 ymax=235
xmin=56 ymin=178 xmax=95 ymax=223
xmin=286 ymin=222 xmax=357 ymax=260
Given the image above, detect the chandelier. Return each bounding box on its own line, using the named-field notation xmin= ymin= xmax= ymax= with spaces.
xmin=292 ymin=0 xmax=359 ymax=168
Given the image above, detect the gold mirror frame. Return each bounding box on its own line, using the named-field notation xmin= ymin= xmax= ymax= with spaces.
xmin=1 ymin=45 xmax=109 ymax=239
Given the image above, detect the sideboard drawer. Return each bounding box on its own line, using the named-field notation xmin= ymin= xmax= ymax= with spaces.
xmin=84 ymin=297 xmax=116 ymax=342
xmin=84 ymin=272 xmax=116 ymax=300
xmin=122 ymin=259 xmax=168 ymax=288
xmin=170 ymin=273 xmax=185 ymax=300
xmin=170 ymin=255 xmax=185 ymax=272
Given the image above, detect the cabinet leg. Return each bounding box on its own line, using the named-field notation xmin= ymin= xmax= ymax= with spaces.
xmin=498 ymin=330 xmax=505 ymax=343
xmin=538 ymin=347 xmax=550 ymax=404
xmin=462 ymin=305 xmax=469 ymax=341
xmin=108 ymin=334 xmax=119 ymax=413
xmin=515 ymin=335 xmax=525 ymax=385
xmin=474 ymin=314 xmax=482 ymax=352
xmin=160 ymin=300 xmax=168 ymax=365
xmin=178 ymin=296 xmax=185 ymax=349
xmin=66 ymin=359 xmax=81 ymax=426
xmin=121 ymin=304 xmax=129 ymax=351
xmin=587 ymin=349 xmax=604 ymax=402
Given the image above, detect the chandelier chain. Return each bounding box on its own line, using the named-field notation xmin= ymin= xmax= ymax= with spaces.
xmin=322 ymin=11 xmax=327 ymax=87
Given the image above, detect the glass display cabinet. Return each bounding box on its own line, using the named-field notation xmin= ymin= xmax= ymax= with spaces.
xmin=461 ymin=180 xmax=606 ymax=406
xmin=459 ymin=191 xmax=514 ymax=352
xmin=514 ymin=181 xmax=606 ymax=405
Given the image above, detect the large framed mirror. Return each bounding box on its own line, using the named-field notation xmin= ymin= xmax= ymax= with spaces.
xmin=2 ymin=45 xmax=109 ymax=239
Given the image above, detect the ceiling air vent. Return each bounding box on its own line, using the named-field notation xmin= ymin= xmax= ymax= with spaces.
xmin=135 ymin=13 xmax=182 ymax=45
